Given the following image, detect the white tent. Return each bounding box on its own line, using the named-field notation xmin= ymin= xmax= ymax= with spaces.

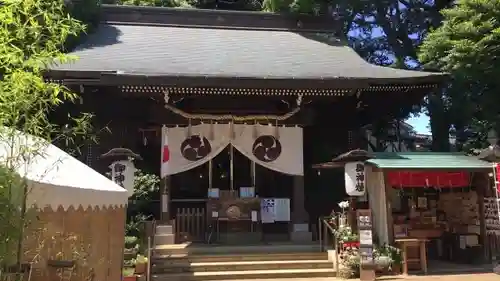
xmin=0 ymin=129 xmax=128 ymax=210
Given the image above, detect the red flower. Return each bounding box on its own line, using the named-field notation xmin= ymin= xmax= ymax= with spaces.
xmin=342 ymin=241 xmax=360 ymax=248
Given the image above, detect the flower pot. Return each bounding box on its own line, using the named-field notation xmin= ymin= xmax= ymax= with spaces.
xmin=123 ymin=276 xmax=137 ymax=281
xmin=342 ymin=241 xmax=360 ymax=248
xmin=339 ymin=216 xmax=347 ymax=227
xmin=391 ymin=264 xmax=402 ymax=275
xmin=135 ymin=263 xmax=147 ymax=275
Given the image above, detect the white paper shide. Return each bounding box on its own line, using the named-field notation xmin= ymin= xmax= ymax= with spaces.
xmin=345 ymin=162 xmax=366 ymax=196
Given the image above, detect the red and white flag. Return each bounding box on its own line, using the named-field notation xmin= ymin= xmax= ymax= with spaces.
xmin=161 ymin=126 xmax=169 ymax=178
xmin=496 ymin=163 xmax=500 ymax=193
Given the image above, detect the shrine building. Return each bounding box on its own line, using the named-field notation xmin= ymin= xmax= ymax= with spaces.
xmin=46 ymin=4 xmax=447 ymax=245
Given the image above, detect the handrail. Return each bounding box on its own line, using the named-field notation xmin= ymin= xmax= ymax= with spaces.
xmin=318 ymin=215 xmax=339 ymax=272
xmin=318 ymin=216 xmax=337 ymax=250
xmin=146 ymin=219 xmax=156 ymax=281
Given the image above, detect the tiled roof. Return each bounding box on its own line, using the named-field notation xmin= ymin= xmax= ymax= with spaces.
xmin=49 ymin=5 xmax=447 ymax=86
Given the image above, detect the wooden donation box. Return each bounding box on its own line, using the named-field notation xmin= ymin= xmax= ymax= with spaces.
xmin=207 ymin=189 xmax=260 ymax=244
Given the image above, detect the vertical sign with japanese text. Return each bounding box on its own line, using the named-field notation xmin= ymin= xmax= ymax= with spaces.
xmin=357 ymin=209 xmax=376 ymax=281
xmin=344 ymin=162 xmax=366 ymax=196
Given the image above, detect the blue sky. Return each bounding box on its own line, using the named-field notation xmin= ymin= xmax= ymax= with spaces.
xmin=407 ymin=115 xmax=430 ymax=134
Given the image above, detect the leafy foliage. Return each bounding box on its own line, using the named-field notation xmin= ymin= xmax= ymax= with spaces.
xmin=0 ymin=0 xmax=93 ymax=144
xmin=0 ymin=0 xmax=94 ymax=268
xmin=419 ymin=0 xmax=500 ymax=150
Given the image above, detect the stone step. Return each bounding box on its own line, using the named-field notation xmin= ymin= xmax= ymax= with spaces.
xmin=156 ymin=225 xmax=173 ymax=235
xmin=153 ymin=243 xmax=322 ymax=256
xmin=155 ymin=234 xmax=175 ymax=245
xmin=151 ymin=268 xmax=337 ymax=281
xmin=152 ymin=252 xmax=329 ymax=263
xmin=152 ymin=259 xmax=333 ymax=273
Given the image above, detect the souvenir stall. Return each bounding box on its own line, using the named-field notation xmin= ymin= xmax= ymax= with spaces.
xmin=0 ymin=130 xmax=128 ymax=281
xmin=477 ymin=146 xmax=500 ymax=260
xmin=364 ymin=152 xmax=494 ymax=273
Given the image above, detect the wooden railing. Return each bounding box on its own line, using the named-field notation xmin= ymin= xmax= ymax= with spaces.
xmin=175 ymin=207 xmax=207 ymax=243
xmin=144 ymin=219 xmax=156 ymax=281
xmin=318 ymin=216 xmax=339 ymax=271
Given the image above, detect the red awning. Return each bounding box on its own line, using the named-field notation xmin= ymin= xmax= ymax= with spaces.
xmin=387 ymin=171 xmax=470 ymax=188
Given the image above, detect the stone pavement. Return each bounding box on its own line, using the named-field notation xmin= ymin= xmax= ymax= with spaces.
xmin=378 ymin=273 xmax=499 ymax=280
xmin=225 ymin=273 xmax=500 ymax=281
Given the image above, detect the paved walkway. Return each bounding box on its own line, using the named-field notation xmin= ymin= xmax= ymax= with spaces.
xmin=379 ymin=273 xmax=499 ymax=280
xmin=226 ymin=273 xmax=500 ymax=281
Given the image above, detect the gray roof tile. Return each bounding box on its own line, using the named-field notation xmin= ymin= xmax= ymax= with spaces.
xmin=51 ymin=24 xmax=446 ymax=82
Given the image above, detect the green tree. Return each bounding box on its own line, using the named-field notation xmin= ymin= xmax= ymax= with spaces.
xmin=104 ymin=0 xmax=193 ymax=8
xmin=419 ymin=0 xmax=500 ymax=151
xmin=0 ymin=0 xmax=94 ymax=270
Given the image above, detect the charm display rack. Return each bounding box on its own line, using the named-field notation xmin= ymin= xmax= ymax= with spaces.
xmin=491 ymin=167 xmax=500 ymax=233
xmin=490 ymin=166 xmax=500 ymax=265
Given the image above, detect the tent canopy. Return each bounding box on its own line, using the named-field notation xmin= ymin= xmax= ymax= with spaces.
xmin=0 ymin=129 xmax=128 ymax=210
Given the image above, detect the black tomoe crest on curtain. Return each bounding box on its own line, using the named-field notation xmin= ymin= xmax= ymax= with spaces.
xmin=252 ymin=135 xmax=282 ymax=162
xmin=180 ymin=135 xmax=212 ymax=161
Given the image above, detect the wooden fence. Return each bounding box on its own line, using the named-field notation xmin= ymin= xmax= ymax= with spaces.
xmin=175 ymin=207 xmax=207 ymax=243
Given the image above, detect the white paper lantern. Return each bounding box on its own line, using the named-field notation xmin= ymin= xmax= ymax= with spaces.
xmin=344 ymin=161 xmax=366 ymax=196
xmin=109 ymin=160 xmax=136 ymax=197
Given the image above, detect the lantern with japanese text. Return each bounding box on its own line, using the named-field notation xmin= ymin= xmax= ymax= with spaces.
xmin=345 ymin=162 xmax=366 ymax=196
xmin=109 ymin=160 xmax=136 ymax=197
xmin=101 ymin=147 xmax=142 ymax=197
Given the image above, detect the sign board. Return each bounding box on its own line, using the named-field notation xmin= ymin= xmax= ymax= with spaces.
xmin=345 ymin=162 xmax=366 ymax=196
xmin=357 ymin=209 xmax=375 ymax=281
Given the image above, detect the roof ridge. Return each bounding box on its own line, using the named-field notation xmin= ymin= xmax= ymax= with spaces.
xmin=100 ymin=4 xmax=342 ymax=34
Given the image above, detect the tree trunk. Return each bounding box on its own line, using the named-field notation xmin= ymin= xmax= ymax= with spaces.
xmin=428 ymin=92 xmax=450 ymax=152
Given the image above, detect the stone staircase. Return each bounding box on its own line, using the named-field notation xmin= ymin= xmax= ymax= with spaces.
xmin=150 ymin=227 xmax=337 ymax=281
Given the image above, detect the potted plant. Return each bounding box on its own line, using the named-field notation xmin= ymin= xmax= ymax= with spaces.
xmin=124 ymin=236 xmax=139 ymax=260
xmin=334 ymin=226 xmax=359 ymax=249
xmin=387 ymin=245 xmax=402 ymax=274
xmin=338 ymin=201 xmax=350 ymax=227
xmin=337 ymin=247 xmax=360 ymax=279
xmin=123 ymin=267 xmax=137 ymax=281
xmin=1 ymin=263 xmax=32 ymax=281
xmin=373 ymin=244 xmax=402 ymax=275
xmin=134 ymin=254 xmax=148 ymax=275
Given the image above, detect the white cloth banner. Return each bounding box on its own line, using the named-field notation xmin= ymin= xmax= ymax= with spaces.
xmin=231 ymin=124 xmax=303 ymax=176
xmin=161 ymin=124 xmax=230 ymax=177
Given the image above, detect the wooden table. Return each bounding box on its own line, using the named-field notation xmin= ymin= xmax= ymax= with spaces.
xmin=395 ymin=238 xmax=429 ymax=275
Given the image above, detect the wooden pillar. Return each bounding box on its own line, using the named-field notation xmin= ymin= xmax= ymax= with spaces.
xmin=384 ymin=170 xmax=395 ymax=244
xmin=161 ymin=176 xmax=171 ymax=223
xmin=291 ymin=176 xmax=312 ymax=242
xmin=474 ymin=171 xmax=488 ymax=261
